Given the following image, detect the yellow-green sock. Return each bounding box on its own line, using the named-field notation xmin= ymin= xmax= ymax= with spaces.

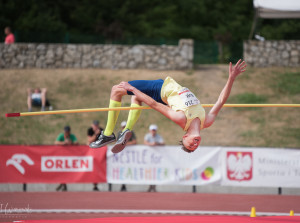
xmin=104 ymin=100 xmax=121 ymax=136
xmin=124 ymin=103 xmax=142 ymax=131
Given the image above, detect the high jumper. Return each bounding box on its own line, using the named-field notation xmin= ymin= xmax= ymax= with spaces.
xmin=89 ymin=59 xmax=247 ymax=153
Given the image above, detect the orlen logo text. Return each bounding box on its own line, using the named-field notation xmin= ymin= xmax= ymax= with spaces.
xmin=41 ymin=156 xmax=93 ymax=172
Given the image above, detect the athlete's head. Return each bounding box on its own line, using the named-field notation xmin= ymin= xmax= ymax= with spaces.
xmin=180 ymin=133 xmax=201 ymax=153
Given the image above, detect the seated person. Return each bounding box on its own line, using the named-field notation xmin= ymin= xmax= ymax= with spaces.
xmin=117 ymin=121 xmax=137 ymax=145
xmin=27 ymin=88 xmax=52 ymax=112
xmin=55 ymin=126 xmax=79 ymax=145
xmin=144 ymin=124 xmax=165 ymax=146
xmin=87 ymin=120 xmax=104 ymax=191
xmin=87 ymin=120 xmax=104 ymax=145
xmin=144 ymin=124 xmax=164 ymax=193
xmin=54 ymin=125 xmax=78 ymax=191
xmin=118 ymin=121 xmax=137 ymax=192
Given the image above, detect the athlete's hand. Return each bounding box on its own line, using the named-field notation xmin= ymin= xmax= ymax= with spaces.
xmin=119 ymin=82 xmax=135 ymax=92
xmin=229 ymin=59 xmax=247 ymax=80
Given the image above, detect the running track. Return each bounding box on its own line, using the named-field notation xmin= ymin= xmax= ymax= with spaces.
xmin=0 ymin=192 xmax=299 ymax=222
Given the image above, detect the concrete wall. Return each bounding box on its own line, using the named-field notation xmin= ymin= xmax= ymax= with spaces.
xmin=244 ymin=40 xmax=300 ymax=67
xmin=0 ymin=39 xmax=193 ymax=70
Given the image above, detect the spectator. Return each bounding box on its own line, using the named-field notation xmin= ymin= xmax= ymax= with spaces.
xmin=55 ymin=126 xmax=79 ymax=146
xmin=117 ymin=121 xmax=137 ymax=145
xmin=55 ymin=126 xmax=79 ymax=191
xmin=4 ymin=27 xmax=15 ymax=44
xmin=27 ymin=88 xmax=52 ymax=112
xmin=144 ymin=124 xmax=164 ymax=192
xmin=144 ymin=124 xmax=165 ymax=146
xmin=87 ymin=120 xmax=103 ymax=145
xmin=117 ymin=121 xmax=137 ymax=192
xmin=87 ymin=120 xmax=104 ymax=191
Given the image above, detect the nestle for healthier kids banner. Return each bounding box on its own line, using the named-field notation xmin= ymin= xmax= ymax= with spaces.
xmin=106 ymin=145 xmax=221 ymax=185
xmin=221 ymin=148 xmax=300 ymax=188
xmin=0 ymin=145 xmax=107 ymax=183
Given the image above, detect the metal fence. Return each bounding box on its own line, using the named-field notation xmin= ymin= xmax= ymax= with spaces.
xmin=194 ymin=41 xmax=219 ymax=64
xmin=193 ymin=41 xmax=243 ymax=64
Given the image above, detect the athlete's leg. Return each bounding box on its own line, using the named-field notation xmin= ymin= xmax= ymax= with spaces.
xmin=103 ymin=84 xmax=127 ymax=136
xmin=89 ymin=84 xmax=127 ymax=148
xmin=124 ymin=96 xmax=142 ymax=131
xmin=111 ymin=96 xmax=142 ymax=153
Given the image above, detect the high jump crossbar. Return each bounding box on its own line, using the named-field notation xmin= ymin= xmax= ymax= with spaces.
xmin=5 ymin=104 xmax=300 ymax=118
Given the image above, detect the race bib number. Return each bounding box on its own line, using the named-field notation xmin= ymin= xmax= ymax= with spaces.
xmin=178 ymin=88 xmax=200 ymax=107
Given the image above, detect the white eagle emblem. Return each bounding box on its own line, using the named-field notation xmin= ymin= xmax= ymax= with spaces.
xmin=227 ymin=152 xmax=252 ymax=181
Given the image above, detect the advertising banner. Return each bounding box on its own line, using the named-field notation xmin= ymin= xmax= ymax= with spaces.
xmin=106 ymin=145 xmax=221 ymax=185
xmin=221 ymin=148 xmax=300 ymax=187
xmin=2 ymin=144 xmax=299 ymax=187
xmin=0 ymin=145 xmax=107 ymax=183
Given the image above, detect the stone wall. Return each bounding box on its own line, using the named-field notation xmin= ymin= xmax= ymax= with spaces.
xmin=244 ymin=40 xmax=300 ymax=67
xmin=0 ymin=39 xmax=193 ymax=70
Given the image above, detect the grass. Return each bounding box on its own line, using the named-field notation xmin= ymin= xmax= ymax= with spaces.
xmin=229 ymin=93 xmax=268 ymax=104
xmin=228 ymin=93 xmax=268 ymax=111
xmin=240 ymin=130 xmax=259 ymax=138
xmin=185 ymin=70 xmax=194 ymax=76
xmin=271 ymin=71 xmax=300 ymax=95
xmin=249 ymin=116 xmax=265 ymax=124
xmin=281 ymin=128 xmax=300 ymax=146
xmin=0 ymin=66 xmax=299 ymax=148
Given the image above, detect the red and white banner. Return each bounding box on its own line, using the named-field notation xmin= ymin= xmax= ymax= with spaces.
xmin=221 ymin=148 xmax=300 ymax=187
xmin=0 ymin=145 xmax=107 ymax=183
xmin=107 ymin=145 xmax=221 ymax=185
xmin=2 ymin=144 xmax=300 ymax=188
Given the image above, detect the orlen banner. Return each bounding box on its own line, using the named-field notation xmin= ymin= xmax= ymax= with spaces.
xmin=107 ymin=145 xmax=221 ymax=185
xmin=0 ymin=145 xmax=107 ymax=183
xmin=221 ymin=148 xmax=300 ymax=188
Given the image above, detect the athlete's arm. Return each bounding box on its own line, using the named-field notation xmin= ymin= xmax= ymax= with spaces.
xmin=118 ymin=82 xmax=185 ymax=128
xmin=204 ymin=60 xmax=246 ymax=128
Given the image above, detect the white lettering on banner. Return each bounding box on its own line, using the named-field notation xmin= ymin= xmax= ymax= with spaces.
xmin=178 ymin=88 xmax=200 ymax=107
xmin=41 ymin=156 xmax=93 ymax=172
